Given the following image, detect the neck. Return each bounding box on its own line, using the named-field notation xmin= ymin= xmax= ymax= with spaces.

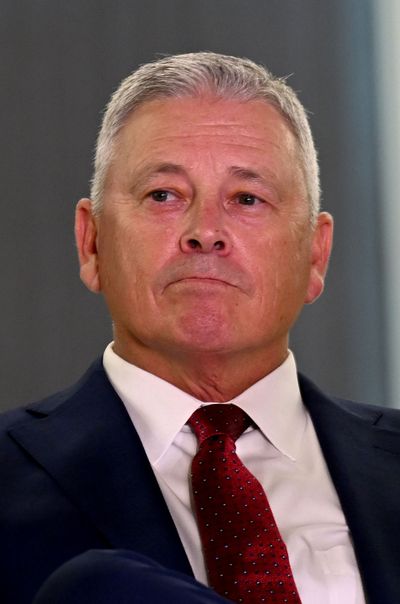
xmin=112 ymin=335 xmax=289 ymax=402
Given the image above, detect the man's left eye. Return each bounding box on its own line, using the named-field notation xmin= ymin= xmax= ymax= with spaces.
xmin=150 ymin=190 xmax=172 ymax=202
xmin=237 ymin=193 xmax=262 ymax=206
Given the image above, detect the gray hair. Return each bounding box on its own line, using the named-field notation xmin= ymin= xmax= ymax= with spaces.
xmin=90 ymin=52 xmax=320 ymax=222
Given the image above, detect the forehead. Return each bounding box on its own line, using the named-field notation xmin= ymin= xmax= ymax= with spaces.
xmin=118 ymin=95 xmax=296 ymax=147
xmin=110 ymin=96 xmax=304 ymax=192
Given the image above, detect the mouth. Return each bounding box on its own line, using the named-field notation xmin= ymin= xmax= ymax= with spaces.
xmin=157 ymin=258 xmax=254 ymax=296
xmin=172 ymin=276 xmax=234 ymax=287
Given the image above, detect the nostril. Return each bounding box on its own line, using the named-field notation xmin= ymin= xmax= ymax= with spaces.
xmin=182 ymin=237 xmax=226 ymax=253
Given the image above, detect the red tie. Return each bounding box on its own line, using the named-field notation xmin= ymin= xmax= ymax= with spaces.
xmin=188 ymin=404 xmax=301 ymax=604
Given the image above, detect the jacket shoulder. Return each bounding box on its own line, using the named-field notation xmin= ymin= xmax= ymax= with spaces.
xmin=0 ymin=357 xmax=106 ymax=437
xmin=298 ymin=371 xmax=400 ymax=428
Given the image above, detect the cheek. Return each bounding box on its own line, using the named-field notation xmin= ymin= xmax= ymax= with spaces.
xmin=97 ymin=219 xmax=139 ymax=296
xmin=255 ymin=233 xmax=311 ymax=307
xmin=97 ymin=216 xmax=177 ymax=309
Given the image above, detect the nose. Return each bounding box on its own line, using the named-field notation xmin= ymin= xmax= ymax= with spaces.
xmin=179 ymin=204 xmax=231 ymax=255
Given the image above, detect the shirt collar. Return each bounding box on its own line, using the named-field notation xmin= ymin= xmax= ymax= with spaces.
xmin=103 ymin=343 xmax=306 ymax=464
xmin=103 ymin=343 xmax=201 ymax=464
xmin=228 ymin=352 xmax=307 ymax=461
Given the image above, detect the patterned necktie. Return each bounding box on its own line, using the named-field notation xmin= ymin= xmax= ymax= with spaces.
xmin=188 ymin=404 xmax=301 ymax=604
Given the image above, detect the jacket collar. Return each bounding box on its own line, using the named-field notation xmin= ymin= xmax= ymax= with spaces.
xmin=8 ymin=358 xmax=192 ymax=576
xmin=299 ymin=373 xmax=400 ymax=603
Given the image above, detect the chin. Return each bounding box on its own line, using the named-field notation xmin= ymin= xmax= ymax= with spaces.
xmin=170 ymin=324 xmax=239 ymax=355
xmin=179 ymin=337 xmax=235 ymax=354
xmin=177 ymin=308 xmax=233 ymax=338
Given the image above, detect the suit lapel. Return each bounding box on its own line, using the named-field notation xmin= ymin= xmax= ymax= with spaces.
xmin=299 ymin=374 xmax=400 ymax=603
xmin=8 ymin=360 xmax=192 ymax=576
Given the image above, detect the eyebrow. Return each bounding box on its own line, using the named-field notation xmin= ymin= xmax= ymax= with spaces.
xmin=133 ymin=162 xmax=274 ymax=189
xmin=134 ymin=162 xmax=188 ymax=183
xmin=228 ymin=166 xmax=271 ymax=186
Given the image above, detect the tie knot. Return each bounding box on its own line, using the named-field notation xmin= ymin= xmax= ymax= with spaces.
xmin=188 ymin=403 xmax=250 ymax=444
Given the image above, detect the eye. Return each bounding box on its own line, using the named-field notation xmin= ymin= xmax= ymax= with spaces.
xmin=149 ymin=190 xmax=175 ymax=203
xmin=237 ymin=193 xmax=263 ymax=206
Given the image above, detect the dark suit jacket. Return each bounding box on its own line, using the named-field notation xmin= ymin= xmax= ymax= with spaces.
xmin=1 ymin=359 xmax=400 ymax=604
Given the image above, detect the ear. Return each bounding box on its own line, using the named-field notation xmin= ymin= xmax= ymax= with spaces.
xmin=75 ymin=198 xmax=101 ymax=293
xmin=304 ymin=212 xmax=334 ymax=304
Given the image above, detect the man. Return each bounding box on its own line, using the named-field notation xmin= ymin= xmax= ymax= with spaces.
xmin=1 ymin=52 xmax=399 ymax=604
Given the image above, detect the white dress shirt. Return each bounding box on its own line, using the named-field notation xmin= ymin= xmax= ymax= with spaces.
xmin=103 ymin=343 xmax=365 ymax=604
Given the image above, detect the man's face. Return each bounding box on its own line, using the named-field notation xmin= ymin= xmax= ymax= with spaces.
xmin=77 ymin=96 xmax=332 ymax=367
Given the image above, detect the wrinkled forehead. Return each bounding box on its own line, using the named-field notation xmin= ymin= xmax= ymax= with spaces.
xmin=116 ymin=95 xmax=302 ymax=165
